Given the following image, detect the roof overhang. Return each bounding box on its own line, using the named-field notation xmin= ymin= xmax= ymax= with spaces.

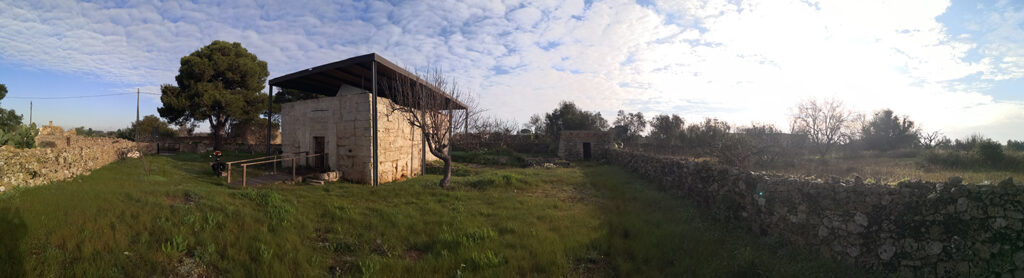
xmin=269 ymin=53 xmax=468 ymax=110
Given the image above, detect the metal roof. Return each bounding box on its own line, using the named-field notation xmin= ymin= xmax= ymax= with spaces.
xmin=269 ymin=53 xmax=468 ymax=110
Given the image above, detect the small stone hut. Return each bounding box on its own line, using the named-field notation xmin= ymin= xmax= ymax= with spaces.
xmin=558 ymin=130 xmax=610 ymax=161
xmin=35 ymin=121 xmax=75 ymax=148
xmin=269 ymin=53 xmax=467 ymax=185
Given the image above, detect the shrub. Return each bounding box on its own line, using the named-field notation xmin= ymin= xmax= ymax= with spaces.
xmin=0 ymin=123 xmax=38 ymax=149
xmin=1007 ymin=140 xmax=1024 ymax=152
xmin=975 ymin=140 xmax=1005 ymax=166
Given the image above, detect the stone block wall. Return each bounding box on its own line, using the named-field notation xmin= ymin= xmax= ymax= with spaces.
xmin=281 ymin=90 xmax=439 ymax=184
xmin=607 ymin=150 xmax=1023 ymax=277
xmin=0 ymin=136 xmax=138 ymax=190
xmin=374 ymin=97 xmax=437 ymax=183
xmin=558 ymin=130 xmax=610 ymax=161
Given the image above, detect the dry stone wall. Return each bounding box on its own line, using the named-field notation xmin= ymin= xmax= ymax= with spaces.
xmin=608 ymin=150 xmax=1024 ymax=277
xmin=1 ymin=136 xmax=138 ymax=189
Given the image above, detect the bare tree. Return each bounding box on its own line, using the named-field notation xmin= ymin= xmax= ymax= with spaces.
xmin=378 ymin=67 xmax=468 ymax=188
xmin=919 ymin=130 xmax=943 ymax=149
xmin=790 ymin=98 xmax=860 ymax=158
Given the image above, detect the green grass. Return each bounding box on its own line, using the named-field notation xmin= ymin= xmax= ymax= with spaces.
xmin=0 ymin=152 xmax=866 ymax=277
xmin=450 ymin=148 xmax=529 ymax=167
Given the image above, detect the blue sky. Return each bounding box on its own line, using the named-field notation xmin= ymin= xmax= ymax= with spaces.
xmin=0 ymin=0 xmax=1021 ymax=140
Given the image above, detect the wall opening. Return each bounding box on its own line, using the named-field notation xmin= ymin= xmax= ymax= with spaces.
xmin=582 ymin=142 xmax=592 ymax=160
xmin=313 ymin=136 xmax=325 ymax=171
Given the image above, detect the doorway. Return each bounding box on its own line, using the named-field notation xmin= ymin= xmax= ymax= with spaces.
xmin=313 ymin=136 xmax=325 ymax=170
xmin=582 ymin=142 xmax=592 ymax=160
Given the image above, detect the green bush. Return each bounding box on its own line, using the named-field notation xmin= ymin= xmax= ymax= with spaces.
xmin=922 ymin=148 xmax=1023 ymax=171
xmin=0 ymin=123 xmax=38 ymax=149
xmin=975 ymin=140 xmax=1005 ymax=166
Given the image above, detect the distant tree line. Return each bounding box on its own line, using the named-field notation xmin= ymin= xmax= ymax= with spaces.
xmin=457 ymin=97 xmax=1024 ymax=172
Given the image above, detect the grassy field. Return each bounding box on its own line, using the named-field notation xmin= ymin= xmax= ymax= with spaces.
xmin=0 ymin=151 xmax=866 ymax=277
xmin=753 ymin=151 xmax=1023 ymax=185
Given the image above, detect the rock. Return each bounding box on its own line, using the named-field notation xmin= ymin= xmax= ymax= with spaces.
xmin=854 ymin=212 xmax=868 ymax=227
xmin=1015 ymin=251 xmax=1024 ymax=268
xmin=956 ymin=197 xmax=969 ymax=212
xmin=818 ymin=225 xmax=830 ymax=238
xmin=999 ymin=177 xmax=1016 ymax=190
xmin=926 ymin=241 xmax=943 ymax=255
xmin=846 ymin=246 xmax=861 ymax=257
xmin=846 ymin=221 xmax=864 ymax=233
xmin=1007 ymin=210 xmax=1023 ymax=219
xmin=975 ymin=243 xmax=992 ymax=259
xmin=879 ymin=244 xmax=896 ymax=260
xmin=947 ymin=176 xmax=964 ymax=185
xmin=992 ymin=218 xmax=1008 ymax=229
xmin=989 ymin=207 xmax=1005 ymax=217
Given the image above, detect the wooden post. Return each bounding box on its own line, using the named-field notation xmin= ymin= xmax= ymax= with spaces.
xmin=273 ymin=155 xmax=277 ymax=174
xmin=242 ymin=165 xmax=247 ymax=188
xmin=227 ymin=163 xmax=232 ymax=183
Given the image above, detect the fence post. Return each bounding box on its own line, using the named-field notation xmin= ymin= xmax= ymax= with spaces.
xmin=243 ymin=165 xmax=247 ymax=188
xmin=227 ymin=163 xmax=232 ymax=183
xmin=273 ymin=155 xmax=277 ymax=174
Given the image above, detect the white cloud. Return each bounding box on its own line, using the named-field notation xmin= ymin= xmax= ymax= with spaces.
xmin=0 ymin=0 xmax=1022 ymax=140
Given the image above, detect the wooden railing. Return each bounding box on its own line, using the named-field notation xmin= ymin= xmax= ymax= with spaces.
xmin=228 ymin=152 xmax=326 ymax=188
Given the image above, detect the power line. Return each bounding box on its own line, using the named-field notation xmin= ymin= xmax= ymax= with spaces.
xmin=5 ymin=92 xmax=160 ymax=100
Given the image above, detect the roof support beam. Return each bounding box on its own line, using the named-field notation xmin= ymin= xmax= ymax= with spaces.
xmin=267 ymin=85 xmax=274 ymax=154
xmin=371 ymin=60 xmax=379 ymax=187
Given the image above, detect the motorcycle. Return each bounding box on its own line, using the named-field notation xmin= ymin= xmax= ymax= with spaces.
xmin=210 ymin=150 xmax=227 ymax=176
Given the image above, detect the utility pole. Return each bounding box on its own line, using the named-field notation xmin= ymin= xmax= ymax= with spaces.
xmin=136 ymin=88 xmax=140 ymax=122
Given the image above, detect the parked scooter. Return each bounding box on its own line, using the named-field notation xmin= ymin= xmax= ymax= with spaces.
xmin=210 ymin=150 xmax=227 ymax=176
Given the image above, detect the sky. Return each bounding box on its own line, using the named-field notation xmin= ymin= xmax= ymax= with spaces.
xmin=0 ymin=0 xmax=1021 ymax=140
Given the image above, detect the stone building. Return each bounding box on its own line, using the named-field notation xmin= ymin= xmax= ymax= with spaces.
xmin=270 ymin=53 xmax=466 ymax=185
xmin=35 ymin=121 xmax=75 ymax=148
xmin=558 ymin=130 xmax=611 ymax=161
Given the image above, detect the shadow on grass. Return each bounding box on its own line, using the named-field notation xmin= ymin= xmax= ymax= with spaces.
xmin=0 ymin=208 xmax=27 ymax=276
xmin=576 ymin=165 xmax=871 ymax=277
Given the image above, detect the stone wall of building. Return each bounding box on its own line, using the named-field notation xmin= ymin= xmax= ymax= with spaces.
xmin=1 ymin=135 xmax=138 ymax=190
xmin=282 ymin=93 xmax=371 ymax=183
xmin=607 ymin=150 xmax=1023 ymax=277
xmin=374 ymin=97 xmax=437 ymax=183
xmin=558 ymin=130 xmax=611 ymax=161
xmin=280 ymin=92 xmax=439 ymax=184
